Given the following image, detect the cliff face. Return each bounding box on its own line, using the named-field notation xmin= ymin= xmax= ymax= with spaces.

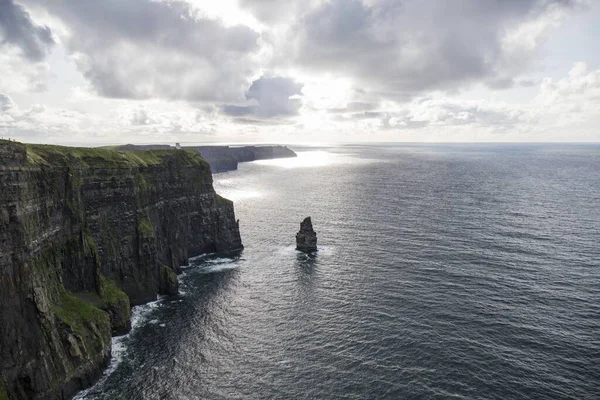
xmin=0 ymin=141 xmax=242 ymax=400
xmin=196 ymin=145 xmax=297 ymax=172
xmin=228 ymin=145 xmax=297 ymax=163
xmin=115 ymin=144 xmax=297 ymax=173
xmin=185 ymin=146 xmax=238 ymax=173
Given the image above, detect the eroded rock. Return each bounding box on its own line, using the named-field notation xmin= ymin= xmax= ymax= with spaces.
xmin=296 ymin=217 xmax=318 ymax=253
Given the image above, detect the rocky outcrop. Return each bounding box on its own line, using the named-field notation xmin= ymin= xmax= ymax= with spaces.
xmin=0 ymin=140 xmax=243 ymax=400
xmin=296 ymin=217 xmax=318 ymax=253
xmin=116 ymin=144 xmax=297 ymax=173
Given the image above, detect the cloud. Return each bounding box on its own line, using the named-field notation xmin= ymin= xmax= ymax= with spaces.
xmin=328 ymin=94 xmax=536 ymax=133
xmin=130 ymin=107 xmax=157 ymax=126
xmin=222 ymin=104 xmax=257 ymax=117
xmin=0 ymin=93 xmax=98 ymax=139
xmin=22 ymin=0 xmax=261 ymax=102
xmin=537 ymin=62 xmax=600 ymax=107
xmin=533 ymin=62 xmax=600 ymax=130
xmin=0 ymin=0 xmax=54 ymax=61
xmin=289 ymin=0 xmax=581 ymax=99
xmin=327 ymin=102 xmax=380 ymax=114
xmin=0 ymin=93 xmax=17 ymax=112
xmin=2 ymin=0 xmax=597 ymax=142
xmin=0 ymin=0 xmax=53 ymax=93
xmin=238 ymin=0 xmax=318 ymax=23
xmin=0 ymin=46 xmax=51 ymax=92
xmin=0 ymin=95 xmax=221 ymax=142
xmin=222 ymin=75 xmax=303 ymax=122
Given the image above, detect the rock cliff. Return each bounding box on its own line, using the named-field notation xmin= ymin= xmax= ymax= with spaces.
xmin=0 ymin=140 xmax=243 ymax=399
xmin=116 ymin=144 xmax=297 ymax=173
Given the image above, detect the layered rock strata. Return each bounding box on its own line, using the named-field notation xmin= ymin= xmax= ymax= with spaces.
xmin=0 ymin=140 xmax=242 ymax=399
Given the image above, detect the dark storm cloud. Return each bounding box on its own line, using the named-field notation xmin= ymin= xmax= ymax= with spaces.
xmin=0 ymin=0 xmax=54 ymax=61
xmin=21 ymin=0 xmax=260 ymax=101
xmin=292 ymin=0 xmax=579 ymax=98
xmin=223 ymin=76 xmax=303 ymax=122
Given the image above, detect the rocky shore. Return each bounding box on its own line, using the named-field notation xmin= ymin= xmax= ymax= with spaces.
xmin=0 ymin=140 xmax=243 ymax=399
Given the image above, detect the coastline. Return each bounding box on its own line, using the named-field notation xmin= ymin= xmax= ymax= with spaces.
xmin=0 ymin=140 xmax=243 ymax=399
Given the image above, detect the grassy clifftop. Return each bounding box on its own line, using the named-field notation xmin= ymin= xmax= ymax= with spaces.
xmin=20 ymin=142 xmax=209 ymax=169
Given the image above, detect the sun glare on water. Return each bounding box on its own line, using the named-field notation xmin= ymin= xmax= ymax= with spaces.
xmin=214 ymin=178 xmax=264 ymax=201
xmin=254 ymin=151 xmax=338 ymax=169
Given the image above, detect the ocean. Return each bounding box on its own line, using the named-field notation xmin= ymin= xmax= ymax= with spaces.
xmin=75 ymin=144 xmax=600 ymax=400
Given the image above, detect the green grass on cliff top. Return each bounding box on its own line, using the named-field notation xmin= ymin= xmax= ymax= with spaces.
xmin=25 ymin=143 xmax=208 ymax=168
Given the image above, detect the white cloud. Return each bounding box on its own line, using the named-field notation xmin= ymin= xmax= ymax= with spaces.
xmin=288 ymin=0 xmax=581 ymax=97
xmin=0 ymin=45 xmax=52 ymax=92
xmin=538 ymin=62 xmax=600 ymax=107
xmin=0 ymin=0 xmax=598 ymax=143
xmin=21 ymin=0 xmax=262 ymax=102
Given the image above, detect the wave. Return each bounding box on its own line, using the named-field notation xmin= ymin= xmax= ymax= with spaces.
xmin=73 ymin=299 xmax=163 ymax=399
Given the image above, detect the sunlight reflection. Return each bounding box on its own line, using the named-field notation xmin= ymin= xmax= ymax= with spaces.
xmin=253 ymin=151 xmax=338 ymax=169
xmin=217 ymin=189 xmax=263 ymax=201
xmin=213 ymin=177 xmax=264 ymax=201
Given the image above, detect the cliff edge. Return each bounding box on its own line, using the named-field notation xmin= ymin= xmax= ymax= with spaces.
xmin=0 ymin=140 xmax=243 ymax=399
xmin=116 ymin=144 xmax=297 ymax=173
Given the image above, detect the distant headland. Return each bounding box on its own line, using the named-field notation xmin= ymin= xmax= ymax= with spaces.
xmin=115 ymin=144 xmax=297 ymax=173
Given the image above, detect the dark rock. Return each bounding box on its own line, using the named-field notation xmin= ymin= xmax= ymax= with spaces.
xmin=0 ymin=142 xmax=243 ymax=399
xmin=296 ymin=217 xmax=318 ymax=253
xmin=159 ymin=264 xmax=179 ymax=296
xmin=0 ymin=140 xmax=27 ymax=166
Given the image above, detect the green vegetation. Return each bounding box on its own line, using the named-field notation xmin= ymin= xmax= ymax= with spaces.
xmin=135 ymin=173 xmax=151 ymax=194
xmin=138 ymin=217 xmax=154 ymax=237
xmin=53 ymin=288 xmax=110 ymax=340
xmin=25 ymin=143 xmax=206 ymax=168
xmin=83 ymin=233 xmax=100 ymax=264
xmin=99 ymin=275 xmax=129 ymax=309
xmin=98 ymin=275 xmax=131 ymax=334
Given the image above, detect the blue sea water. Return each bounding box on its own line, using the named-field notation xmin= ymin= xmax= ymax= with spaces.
xmin=76 ymin=144 xmax=600 ymax=400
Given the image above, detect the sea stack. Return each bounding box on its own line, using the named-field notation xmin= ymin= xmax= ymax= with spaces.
xmin=296 ymin=217 xmax=318 ymax=253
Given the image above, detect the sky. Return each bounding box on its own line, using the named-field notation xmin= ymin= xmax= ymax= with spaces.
xmin=0 ymin=0 xmax=599 ymax=145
